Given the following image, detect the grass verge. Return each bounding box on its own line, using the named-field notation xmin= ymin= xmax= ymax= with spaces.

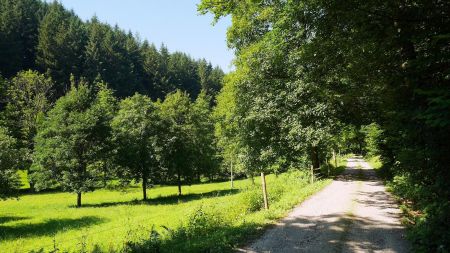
xmin=1 ymin=171 xmax=330 ymax=253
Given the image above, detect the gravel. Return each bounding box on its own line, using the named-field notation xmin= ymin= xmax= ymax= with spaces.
xmin=238 ymin=157 xmax=410 ymax=253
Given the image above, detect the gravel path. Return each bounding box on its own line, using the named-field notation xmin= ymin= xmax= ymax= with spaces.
xmin=238 ymin=157 xmax=410 ymax=253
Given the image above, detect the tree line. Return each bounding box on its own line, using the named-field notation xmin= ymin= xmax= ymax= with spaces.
xmin=0 ymin=0 xmax=226 ymax=205
xmin=0 ymin=0 xmax=224 ymax=100
xmin=0 ymin=71 xmax=219 ymax=207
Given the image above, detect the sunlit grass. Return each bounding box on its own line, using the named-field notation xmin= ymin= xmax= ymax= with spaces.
xmin=1 ymin=173 xmax=330 ymax=252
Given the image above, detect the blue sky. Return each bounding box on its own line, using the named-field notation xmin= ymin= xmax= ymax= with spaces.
xmin=51 ymin=0 xmax=234 ymax=72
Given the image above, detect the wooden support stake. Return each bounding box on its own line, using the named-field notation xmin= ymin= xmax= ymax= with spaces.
xmin=261 ymin=172 xmax=269 ymax=210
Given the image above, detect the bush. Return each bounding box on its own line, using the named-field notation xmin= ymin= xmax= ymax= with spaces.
xmin=387 ymin=173 xmax=450 ymax=252
xmin=240 ymin=187 xmax=264 ymax=213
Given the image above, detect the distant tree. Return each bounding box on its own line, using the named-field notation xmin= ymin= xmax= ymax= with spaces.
xmin=83 ymin=19 xmax=141 ymax=97
xmin=112 ymin=93 xmax=162 ymax=200
xmin=190 ymin=91 xmax=217 ymax=180
xmin=2 ymin=70 xmax=53 ymax=188
xmin=213 ymin=73 xmax=244 ymax=186
xmin=0 ymin=0 xmax=43 ymax=77
xmin=32 ymin=79 xmax=116 ymax=207
xmin=36 ymin=1 xmax=86 ymax=96
xmin=197 ymin=60 xmax=224 ymax=99
xmin=168 ymin=52 xmax=200 ymax=98
xmin=159 ymin=90 xmax=194 ymax=196
xmin=0 ymin=126 xmax=20 ymax=199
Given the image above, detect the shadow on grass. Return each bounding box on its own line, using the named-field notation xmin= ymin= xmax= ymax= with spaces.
xmin=0 ymin=216 xmax=107 ymax=241
xmin=77 ymin=188 xmax=241 ymax=208
xmin=0 ymin=216 xmax=29 ymax=225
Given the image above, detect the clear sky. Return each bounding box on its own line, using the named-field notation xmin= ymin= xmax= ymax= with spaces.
xmin=51 ymin=0 xmax=234 ymax=72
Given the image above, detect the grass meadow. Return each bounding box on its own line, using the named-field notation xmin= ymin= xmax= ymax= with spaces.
xmin=1 ymin=171 xmax=331 ymax=252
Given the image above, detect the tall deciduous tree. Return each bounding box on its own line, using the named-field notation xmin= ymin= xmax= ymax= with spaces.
xmin=159 ymin=90 xmax=194 ymax=196
xmin=191 ymin=91 xmax=217 ymax=180
xmin=112 ymin=93 xmax=162 ymax=200
xmin=213 ymin=73 xmax=244 ymax=185
xmin=32 ymin=79 xmax=116 ymax=207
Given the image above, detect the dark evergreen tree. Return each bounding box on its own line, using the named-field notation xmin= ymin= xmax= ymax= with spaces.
xmin=36 ymin=1 xmax=86 ymax=96
xmin=0 ymin=0 xmax=44 ymax=77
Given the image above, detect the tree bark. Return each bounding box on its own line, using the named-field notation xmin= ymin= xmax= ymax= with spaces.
xmin=77 ymin=192 xmax=82 ymax=208
xmin=142 ymin=170 xmax=147 ymax=201
xmin=261 ymin=172 xmax=269 ymax=210
xmin=177 ymin=173 xmax=182 ymax=196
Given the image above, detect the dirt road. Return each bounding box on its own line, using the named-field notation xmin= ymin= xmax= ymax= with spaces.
xmin=239 ymin=157 xmax=410 ymax=253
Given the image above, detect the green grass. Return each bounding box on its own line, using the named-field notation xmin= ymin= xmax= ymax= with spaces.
xmin=366 ymin=155 xmax=382 ymax=170
xmin=0 ymin=171 xmax=330 ymax=253
xmin=17 ymin=170 xmax=30 ymax=189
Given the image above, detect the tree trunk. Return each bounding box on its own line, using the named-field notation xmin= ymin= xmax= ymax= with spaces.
xmin=230 ymin=161 xmax=234 ymax=189
xmin=177 ymin=173 xmax=182 ymax=196
xmin=29 ymin=181 xmax=35 ymax=192
xmin=311 ymin=146 xmax=320 ymax=169
xmin=249 ymin=173 xmax=255 ymax=185
xmin=142 ymin=171 xmax=147 ymax=201
xmin=261 ymin=172 xmax=269 ymax=210
xmin=77 ymin=192 xmax=82 ymax=208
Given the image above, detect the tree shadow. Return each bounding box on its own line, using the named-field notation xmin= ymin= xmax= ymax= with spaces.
xmin=0 ymin=216 xmax=29 ymax=225
xmin=240 ymin=214 xmax=409 ymax=252
xmin=77 ymin=188 xmax=240 ymax=208
xmin=0 ymin=216 xmax=107 ymax=241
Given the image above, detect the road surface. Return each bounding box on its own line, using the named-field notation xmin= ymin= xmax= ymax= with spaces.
xmin=239 ymin=157 xmax=410 ymax=253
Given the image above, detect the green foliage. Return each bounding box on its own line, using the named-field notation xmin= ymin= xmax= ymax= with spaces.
xmin=360 ymin=123 xmax=383 ymax=157
xmin=2 ymin=70 xmax=53 ymax=175
xmin=0 ymin=0 xmax=43 ymax=77
xmin=112 ymin=93 xmax=162 ymax=200
xmin=388 ymin=173 xmax=450 ymax=252
xmin=190 ymin=91 xmax=218 ymax=179
xmin=200 ymin=1 xmax=450 ymax=251
xmin=31 ymin=79 xmax=116 ymax=206
xmin=213 ymin=73 xmax=245 ymax=175
xmin=158 ymin=90 xmax=195 ymax=194
xmin=36 ymin=1 xmax=86 ymax=95
xmin=1 ymin=0 xmax=225 ymax=100
xmin=0 ymin=125 xmax=20 ymax=199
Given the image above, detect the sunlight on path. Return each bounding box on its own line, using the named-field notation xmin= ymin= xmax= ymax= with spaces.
xmin=239 ymin=157 xmax=410 ymax=253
